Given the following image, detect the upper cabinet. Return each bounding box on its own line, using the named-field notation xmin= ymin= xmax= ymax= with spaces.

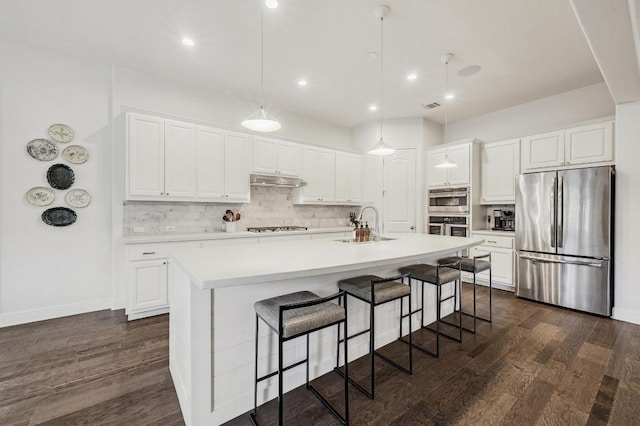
xmin=481 ymin=139 xmax=520 ymax=204
xmin=252 ymin=137 xmax=302 ymax=177
xmin=521 ymin=120 xmax=613 ymax=173
xmin=127 ymin=112 xmax=250 ymax=203
xmin=299 ymin=146 xmax=336 ymax=203
xmin=196 ymin=128 xmax=251 ymax=202
xmin=427 ymin=143 xmax=471 ymax=187
xmin=335 ymin=152 xmax=362 ymax=204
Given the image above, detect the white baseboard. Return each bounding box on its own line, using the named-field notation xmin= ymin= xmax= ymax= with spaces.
xmin=612 ymin=307 xmax=640 ymax=325
xmin=0 ymin=298 xmax=112 ymax=328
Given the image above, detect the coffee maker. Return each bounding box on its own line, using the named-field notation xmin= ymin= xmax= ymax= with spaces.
xmin=492 ymin=209 xmax=515 ymax=231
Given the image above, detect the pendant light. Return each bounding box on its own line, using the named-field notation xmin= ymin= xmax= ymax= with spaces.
xmin=368 ymin=5 xmax=395 ymax=156
xmin=242 ymin=4 xmax=281 ymax=132
xmin=435 ymin=53 xmax=457 ymax=168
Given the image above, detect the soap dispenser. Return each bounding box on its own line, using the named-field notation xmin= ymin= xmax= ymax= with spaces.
xmin=364 ymin=222 xmax=371 ymax=242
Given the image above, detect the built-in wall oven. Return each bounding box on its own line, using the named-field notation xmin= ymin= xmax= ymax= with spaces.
xmin=427 ymin=215 xmax=469 ymax=237
xmin=428 ymin=187 xmax=470 ymax=213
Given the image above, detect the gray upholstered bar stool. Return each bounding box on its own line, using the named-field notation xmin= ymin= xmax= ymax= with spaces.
xmin=334 ymin=273 xmax=411 ymax=400
xmin=398 ymin=260 xmax=462 ymax=358
xmin=251 ymin=290 xmax=349 ymax=426
xmin=437 ymin=253 xmax=492 ymax=333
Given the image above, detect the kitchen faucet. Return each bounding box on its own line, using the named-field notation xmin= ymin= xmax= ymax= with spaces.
xmin=357 ymin=205 xmax=382 ymax=242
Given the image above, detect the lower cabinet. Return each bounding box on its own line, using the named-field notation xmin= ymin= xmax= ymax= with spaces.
xmin=128 ymin=258 xmax=169 ymax=319
xmin=467 ymin=233 xmax=515 ymax=291
xmin=126 ymin=242 xmax=199 ymax=320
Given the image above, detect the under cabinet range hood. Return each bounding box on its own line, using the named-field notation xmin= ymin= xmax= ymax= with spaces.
xmin=250 ymin=173 xmax=307 ymax=188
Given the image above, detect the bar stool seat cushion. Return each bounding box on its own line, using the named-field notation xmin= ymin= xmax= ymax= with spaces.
xmin=437 ymin=256 xmax=490 ymax=273
xmin=254 ymin=291 xmax=345 ymax=339
xmin=399 ymin=264 xmax=460 ymax=285
xmin=338 ymin=275 xmax=410 ymax=305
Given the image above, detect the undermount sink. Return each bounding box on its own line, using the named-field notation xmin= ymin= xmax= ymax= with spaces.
xmin=337 ymin=237 xmax=397 ymax=243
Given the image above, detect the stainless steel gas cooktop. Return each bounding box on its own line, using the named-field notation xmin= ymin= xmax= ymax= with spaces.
xmin=246 ymin=226 xmax=308 ymax=233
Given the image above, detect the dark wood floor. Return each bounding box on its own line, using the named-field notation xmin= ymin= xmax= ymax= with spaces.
xmin=2 ymin=286 xmax=639 ymax=426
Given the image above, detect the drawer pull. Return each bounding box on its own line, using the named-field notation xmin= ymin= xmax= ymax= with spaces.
xmin=487 ymin=240 xmax=497 ymax=243
xmin=142 ymin=251 xmax=156 ymax=255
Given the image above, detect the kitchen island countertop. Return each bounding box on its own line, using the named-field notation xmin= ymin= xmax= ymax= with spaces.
xmin=171 ymin=233 xmax=485 ymax=290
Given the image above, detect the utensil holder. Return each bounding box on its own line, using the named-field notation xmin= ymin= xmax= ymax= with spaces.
xmin=225 ymin=222 xmax=236 ymax=233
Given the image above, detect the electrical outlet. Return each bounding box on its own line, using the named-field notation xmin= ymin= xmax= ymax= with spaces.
xmin=133 ymin=226 xmax=144 ymax=233
xmin=165 ymin=226 xmax=176 ymax=232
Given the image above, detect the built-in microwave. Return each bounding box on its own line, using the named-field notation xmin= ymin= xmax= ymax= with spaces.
xmin=427 ymin=215 xmax=469 ymax=237
xmin=428 ymin=187 xmax=470 ymax=213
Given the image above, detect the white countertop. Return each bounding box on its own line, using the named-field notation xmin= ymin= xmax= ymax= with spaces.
xmin=121 ymin=226 xmax=354 ymax=244
xmin=471 ymin=229 xmax=516 ymax=236
xmin=171 ymin=233 xmax=485 ymax=290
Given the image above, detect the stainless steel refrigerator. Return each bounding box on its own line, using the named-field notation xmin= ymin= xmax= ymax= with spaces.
xmin=515 ymin=166 xmax=614 ymax=316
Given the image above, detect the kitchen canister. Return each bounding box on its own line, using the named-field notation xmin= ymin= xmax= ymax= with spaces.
xmin=225 ymin=221 xmax=237 ymax=233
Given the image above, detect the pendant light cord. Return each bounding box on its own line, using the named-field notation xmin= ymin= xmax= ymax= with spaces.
xmin=379 ymin=16 xmax=384 ymax=142
xmin=260 ymin=6 xmax=264 ymax=110
xmin=444 ymin=59 xmax=449 ymax=151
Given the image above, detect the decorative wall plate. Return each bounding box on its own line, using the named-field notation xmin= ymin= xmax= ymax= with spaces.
xmin=48 ymin=123 xmax=74 ymax=143
xmin=65 ymin=189 xmax=91 ymax=208
xmin=63 ymin=145 xmax=89 ymax=164
xmin=26 ymin=139 xmax=58 ymax=161
xmin=26 ymin=187 xmax=55 ymax=206
xmin=47 ymin=164 xmax=75 ymax=189
xmin=42 ymin=207 xmax=77 ymax=227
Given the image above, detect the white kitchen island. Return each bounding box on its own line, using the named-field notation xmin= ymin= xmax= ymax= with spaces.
xmin=169 ymin=233 xmax=484 ymax=425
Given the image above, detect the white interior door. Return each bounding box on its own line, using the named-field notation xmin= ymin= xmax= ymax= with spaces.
xmin=383 ymin=148 xmax=416 ymax=233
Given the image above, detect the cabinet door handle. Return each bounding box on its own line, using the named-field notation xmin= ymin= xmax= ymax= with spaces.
xmin=142 ymin=252 xmax=156 ymax=255
xmin=163 ymin=262 xmax=167 ymax=265
xmin=166 ymin=193 xmax=170 ymax=196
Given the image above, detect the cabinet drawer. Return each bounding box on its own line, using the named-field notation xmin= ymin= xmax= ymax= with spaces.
xmin=127 ymin=241 xmax=200 ymax=260
xmin=472 ymin=234 xmax=513 ymax=249
xmin=128 ymin=245 xmax=170 ymax=260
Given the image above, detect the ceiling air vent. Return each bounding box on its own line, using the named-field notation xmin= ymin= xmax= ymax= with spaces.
xmin=422 ymin=102 xmax=441 ymax=110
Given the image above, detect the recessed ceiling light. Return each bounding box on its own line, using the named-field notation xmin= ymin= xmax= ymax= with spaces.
xmin=445 ymin=93 xmax=455 ymax=100
xmin=265 ymin=0 xmax=278 ymax=9
xmin=369 ymin=105 xmax=378 ymax=111
xmin=366 ymin=51 xmax=379 ymax=60
xmin=298 ymin=80 xmax=308 ymax=86
xmin=182 ymin=38 xmax=195 ymax=47
xmin=458 ymin=65 xmax=481 ymax=77
xmin=407 ymin=73 xmax=417 ymax=81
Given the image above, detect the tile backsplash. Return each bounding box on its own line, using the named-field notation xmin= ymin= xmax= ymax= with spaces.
xmin=123 ymin=186 xmax=356 ymax=235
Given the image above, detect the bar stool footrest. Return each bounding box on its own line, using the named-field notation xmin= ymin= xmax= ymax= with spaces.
xmin=398 ymin=336 xmax=438 ymax=358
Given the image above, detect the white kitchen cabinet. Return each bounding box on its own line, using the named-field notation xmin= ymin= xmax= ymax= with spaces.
xmin=481 ymin=139 xmax=520 ymax=204
xmin=128 ymin=114 xmax=198 ymax=201
xmin=252 ymin=137 xmax=302 ymax=176
xmin=195 ymin=126 xmax=225 ymax=199
xmin=127 ymin=112 xmax=251 ymax=203
xmin=126 ymin=242 xmax=201 ymax=320
xmin=335 ymin=152 xmax=362 ymax=204
xmin=299 ymin=146 xmax=336 ymax=203
xmin=128 ymin=258 xmax=169 ymax=318
xmin=164 ymin=120 xmax=197 ymax=198
xmin=127 ymin=113 xmax=165 ymax=198
xmin=223 ymin=132 xmax=252 ymax=201
xmin=469 ymin=232 xmax=515 ymax=290
xmin=564 ymin=121 xmax=613 ymax=166
xmin=521 ymin=121 xmax=613 ymax=172
xmin=195 ymin=128 xmax=251 ymax=202
xmin=426 ymin=144 xmax=470 ymax=187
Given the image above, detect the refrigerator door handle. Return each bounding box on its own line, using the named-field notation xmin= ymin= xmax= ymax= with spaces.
xmin=550 ymin=177 xmax=556 ymax=247
xmin=519 ymin=255 xmax=603 ymax=268
xmin=558 ymin=177 xmax=564 ymax=248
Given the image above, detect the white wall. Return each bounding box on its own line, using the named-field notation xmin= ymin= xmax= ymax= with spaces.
xmin=0 ymin=41 xmax=114 ymax=326
xmin=352 ymin=117 xmax=442 ymax=233
xmin=447 ymin=82 xmax=615 ymax=142
xmin=612 ymin=101 xmax=640 ymax=324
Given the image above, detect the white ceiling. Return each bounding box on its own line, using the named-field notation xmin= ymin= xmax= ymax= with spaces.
xmin=0 ymin=0 xmax=604 ymax=128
